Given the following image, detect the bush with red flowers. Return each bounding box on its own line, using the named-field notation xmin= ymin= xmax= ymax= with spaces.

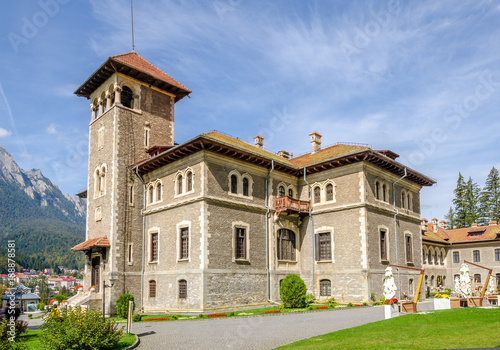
xmin=263 ymin=310 xmax=281 ymax=314
xmin=143 ymin=317 xmax=169 ymax=321
xmin=207 ymin=313 xmax=227 ymax=318
xmin=384 ymin=298 xmax=398 ymax=305
xmin=315 ymin=306 xmax=328 ymax=310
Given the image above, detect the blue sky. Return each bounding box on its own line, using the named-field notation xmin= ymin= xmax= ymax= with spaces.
xmin=1 ymin=0 xmax=500 ymax=222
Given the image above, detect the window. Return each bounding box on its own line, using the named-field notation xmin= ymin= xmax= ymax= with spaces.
xmin=149 ymin=280 xmax=156 ymax=298
xmin=177 ymin=175 xmax=183 ymax=195
xmin=128 ymin=184 xmax=134 ymax=206
xmin=144 ymin=127 xmax=150 ymax=148
xmin=401 ymin=191 xmax=406 ymax=209
xmin=474 ymin=274 xmax=481 ymax=283
xmin=98 ymin=127 xmax=104 ymax=150
xmin=407 ymin=193 xmax=411 ymax=210
xmin=243 ymin=178 xmax=249 ymax=197
xmin=430 ymin=275 xmax=434 ymax=286
xmin=178 ymin=280 xmax=187 ymax=299
xmin=422 ymin=249 xmax=426 ymax=264
xmin=409 ymin=279 xmax=414 ymax=295
xmin=148 ymin=186 xmax=154 ymax=204
xmin=326 ymin=183 xmax=334 ymax=201
xmin=473 ymin=250 xmax=480 ymax=262
xmin=496 ymin=273 xmax=500 ymax=285
xmin=439 ymin=251 xmax=444 ymax=264
xmin=453 ymin=251 xmax=460 ymax=263
xmin=150 ymin=233 xmax=158 ymax=262
xmin=314 ymin=186 xmax=321 ymax=204
xmin=495 ymin=249 xmax=500 ymax=261
xmin=382 ymin=184 xmax=387 ymax=202
xmin=121 ymin=86 xmax=134 ymax=108
xmin=320 ymin=279 xmax=331 ymax=297
xmin=380 ymin=230 xmax=387 ymax=261
xmin=230 ymin=175 xmax=238 ymax=194
xmin=315 ymin=232 xmax=331 ymax=261
xmin=434 ymin=251 xmax=438 ymax=264
xmin=180 ymin=227 xmax=189 ymax=260
xmin=128 ymin=243 xmax=133 ymax=264
xmin=277 ymin=229 xmax=296 ymax=261
xmin=288 ymin=188 xmax=293 ymax=198
xmin=405 ymin=235 xmax=413 ymax=262
xmin=278 ymin=186 xmax=285 ymax=198
xmin=187 ymin=172 xmax=193 ymax=192
xmin=235 ymin=227 xmax=246 ymax=260
xmin=375 ymin=181 xmax=380 ymax=200
xmin=156 ymin=183 xmax=162 ymax=202
xmin=428 ymin=250 xmax=432 ymax=264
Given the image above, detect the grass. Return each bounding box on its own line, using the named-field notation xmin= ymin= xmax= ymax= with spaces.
xmin=18 ymin=329 xmax=136 ymax=349
xmin=278 ymin=307 xmax=500 ymax=349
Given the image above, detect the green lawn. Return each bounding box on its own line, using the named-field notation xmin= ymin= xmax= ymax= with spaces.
xmin=18 ymin=330 xmax=136 ymax=350
xmin=278 ymin=308 xmax=500 ymax=350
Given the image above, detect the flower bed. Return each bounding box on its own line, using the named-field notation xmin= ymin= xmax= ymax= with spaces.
xmin=384 ymin=298 xmax=398 ymax=305
xmin=263 ymin=310 xmax=281 ymax=314
xmin=143 ymin=317 xmax=170 ymax=321
xmin=353 ymin=304 xmax=364 ymax=307
xmin=207 ymin=313 xmax=227 ymax=318
xmin=315 ymin=306 xmax=328 ymax=310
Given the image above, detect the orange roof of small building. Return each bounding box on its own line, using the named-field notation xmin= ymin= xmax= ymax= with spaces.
xmin=290 ymin=144 xmax=369 ymax=167
xmin=71 ymin=237 xmax=111 ymax=251
xmin=422 ymin=223 xmax=500 ymax=244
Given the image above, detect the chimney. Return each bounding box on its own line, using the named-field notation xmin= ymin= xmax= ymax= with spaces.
xmin=277 ymin=150 xmax=290 ymax=159
xmin=439 ymin=220 xmax=447 ymax=228
xmin=254 ymin=135 xmax=264 ymax=149
xmin=489 ymin=220 xmax=498 ymax=226
xmin=432 ymin=218 xmax=438 ymax=232
xmin=309 ymin=131 xmax=322 ymax=154
xmin=471 ymin=223 xmax=478 ymax=227
xmin=421 ymin=218 xmax=428 ymax=232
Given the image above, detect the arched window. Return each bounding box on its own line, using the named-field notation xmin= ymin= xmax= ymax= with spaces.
xmin=243 ymin=177 xmax=249 ymax=196
xmin=277 ymin=229 xmax=296 ymax=261
xmin=121 ymin=86 xmax=134 ymax=108
xmin=177 ymin=175 xmax=183 ymax=195
xmin=99 ymin=166 xmax=106 ymax=195
xmin=439 ymin=250 xmax=444 ymax=264
xmin=320 ymin=279 xmax=331 ymax=297
xmin=94 ymin=168 xmax=100 ymax=197
xmin=148 ymin=185 xmax=154 ymax=204
xmin=278 ymin=186 xmax=285 ymax=198
xmin=422 ymin=249 xmax=426 ymax=264
xmin=326 ymin=183 xmax=334 ymax=201
xmin=230 ymin=175 xmax=238 ymax=194
xmin=100 ymin=91 xmax=106 ymax=114
xmin=431 ymin=275 xmax=435 ymax=286
xmin=186 ymin=172 xmax=193 ymax=192
xmin=434 ymin=251 xmax=438 ymax=265
xmin=178 ymin=279 xmax=187 ymax=299
xmin=149 ymin=280 xmax=156 ymax=298
xmin=156 ymin=183 xmax=162 ymax=202
xmin=382 ymin=184 xmax=387 ymax=202
xmin=401 ymin=191 xmax=406 ymax=208
xmin=314 ymin=186 xmax=321 ymax=204
xmin=428 ymin=250 xmax=432 ymax=264
xmin=407 ymin=193 xmax=411 ymax=210
xmin=375 ymin=181 xmax=380 ymax=200
xmin=288 ymin=188 xmax=293 ymax=198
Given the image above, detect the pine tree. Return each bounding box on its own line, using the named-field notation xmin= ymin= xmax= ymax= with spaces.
xmin=444 ymin=207 xmax=456 ymax=229
xmin=464 ymin=177 xmax=481 ymax=226
xmin=480 ymin=167 xmax=500 ymax=223
xmin=452 ymin=173 xmax=467 ymax=228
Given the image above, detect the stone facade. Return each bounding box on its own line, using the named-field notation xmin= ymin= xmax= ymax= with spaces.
xmin=73 ymin=52 xmax=434 ymax=312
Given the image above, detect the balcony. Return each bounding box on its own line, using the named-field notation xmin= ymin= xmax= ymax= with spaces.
xmin=274 ymin=197 xmax=310 ymax=216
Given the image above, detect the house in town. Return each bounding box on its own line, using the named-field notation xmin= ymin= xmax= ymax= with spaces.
xmin=71 ymin=52 xmax=434 ymax=312
xmin=421 ymin=218 xmax=500 ymax=293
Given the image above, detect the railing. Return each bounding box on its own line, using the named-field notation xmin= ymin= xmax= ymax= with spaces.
xmin=274 ymin=197 xmax=310 ymax=215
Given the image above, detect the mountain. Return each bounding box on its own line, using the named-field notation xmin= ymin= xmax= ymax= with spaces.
xmin=0 ymin=145 xmax=86 ymax=271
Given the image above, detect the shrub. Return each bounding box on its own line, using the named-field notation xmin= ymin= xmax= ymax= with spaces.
xmin=0 ymin=318 xmax=28 ymax=350
xmin=370 ymin=293 xmax=376 ymax=301
xmin=27 ymin=314 xmax=32 ymax=319
xmin=347 ymin=302 xmax=353 ymax=307
xmin=280 ymin=274 xmax=307 ymax=308
xmin=53 ymin=294 xmax=67 ymax=303
xmin=171 ymin=314 xmax=180 ymax=320
xmin=276 ymin=304 xmax=285 ymax=311
xmin=37 ymin=302 xmax=45 ymax=311
xmin=327 ymin=297 xmax=337 ymax=308
xmin=116 ymin=293 xmax=135 ymax=319
xmin=305 ymin=294 xmax=315 ymax=305
xmin=198 ymin=314 xmax=204 ymax=318
xmin=229 ymin=312 xmax=235 ymax=316
xmin=40 ymin=307 xmax=122 ymax=350
xmin=132 ymin=314 xmax=142 ymax=322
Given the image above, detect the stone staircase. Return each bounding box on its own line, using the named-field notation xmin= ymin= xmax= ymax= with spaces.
xmin=67 ymin=290 xmax=102 ymax=309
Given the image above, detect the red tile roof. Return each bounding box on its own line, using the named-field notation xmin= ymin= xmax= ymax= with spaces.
xmin=423 ymin=223 xmax=500 ymax=244
xmin=290 ymin=144 xmax=369 ymax=167
xmin=72 ymin=237 xmax=111 ymax=251
xmin=111 ymin=52 xmax=191 ymax=93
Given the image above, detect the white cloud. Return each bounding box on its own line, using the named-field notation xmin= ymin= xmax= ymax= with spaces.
xmin=0 ymin=128 xmax=12 ymax=138
xmin=46 ymin=123 xmax=58 ymax=135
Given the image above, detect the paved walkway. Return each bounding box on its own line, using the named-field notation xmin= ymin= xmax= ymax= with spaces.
xmin=131 ymin=306 xmax=385 ymax=349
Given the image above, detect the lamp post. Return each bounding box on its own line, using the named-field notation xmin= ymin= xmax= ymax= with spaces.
xmin=102 ymin=280 xmax=114 ymax=323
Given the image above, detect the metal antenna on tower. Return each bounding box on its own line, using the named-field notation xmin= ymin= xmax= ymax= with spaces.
xmin=131 ymin=0 xmax=135 ymax=52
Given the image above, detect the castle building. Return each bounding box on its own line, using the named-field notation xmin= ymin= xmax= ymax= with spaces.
xmin=71 ymin=52 xmax=434 ymax=312
xmin=421 ymin=219 xmax=500 ymax=292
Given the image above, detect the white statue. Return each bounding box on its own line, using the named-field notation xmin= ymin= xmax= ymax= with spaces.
xmin=459 ymin=263 xmax=472 ymax=298
xmin=454 ymin=276 xmax=460 ymax=296
xmin=383 ymin=267 xmax=397 ymax=300
xmin=487 ymin=276 xmax=497 ymax=294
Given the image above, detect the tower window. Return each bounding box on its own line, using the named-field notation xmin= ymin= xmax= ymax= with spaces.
xmin=230 ymin=175 xmax=238 ymax=194
xmin=180 ymin=227 xmax=189 ymax=260
xmin=121 ymin=86 xmax=134 ymax=108
xmin=144 ymin=127 xmax=150 ymax=148
xmin=278 ymin=186 xmax=285 ymax=198
xmin=243 ymin=178 xmax=249 ymax=196
xmin=187 ymin=172 xmax=193 ymax=192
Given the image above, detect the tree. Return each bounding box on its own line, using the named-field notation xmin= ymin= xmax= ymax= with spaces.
xmin=444 ymin=207 xmax=456 ymax=229
xmin=452 ymin=173 xmax=467 ymax=228
xmin=464 ymin=177 xmax=481 ymax=226
xmin=280 ymin=274 xmax=307 ymax=308
xmin=480 ymin=167 xmax=500 ymax=223
xmin=116 ymin=294 xmax=135 ymax=319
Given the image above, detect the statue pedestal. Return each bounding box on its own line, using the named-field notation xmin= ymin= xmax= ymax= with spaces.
xmin=433 ymin=298 xmax=451 ymax=310
xmin=384 ymin=304 xmax=399 ymax=319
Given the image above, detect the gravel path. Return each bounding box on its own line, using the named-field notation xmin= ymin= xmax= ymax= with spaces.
xmin=131 ymin=306 xmax=385 ymax=349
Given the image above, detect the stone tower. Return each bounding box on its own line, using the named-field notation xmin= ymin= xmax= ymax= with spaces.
xmin=72 ymin=52 xmax=190 ymax=312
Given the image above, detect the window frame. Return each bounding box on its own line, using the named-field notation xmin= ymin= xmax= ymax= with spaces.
xmin=313 ymin=186 xmax=321 ymax=204
xmin=453 ymin=251 xmax=460 ymax=263
xmin=150 ymin=232 xmax=158 ymax=263
xmin=178 ymin=279 xmax=187 ymax=299
xmin=315 ymin=232 xmax=332 ymax=262
xmin=179 ymin=227 xmax=189 ymax=261
xmin=277 ymin=229 xmax=296 ymax=261
xmin=495 ymin=248 xmax=500 ymax=261
xmin=473 ymin=250 xmax=480 ymax=262
xmin=405 ymin=233 xmax=413 ymax=263
xmin=380 ymin=229 xmax=388 ymax=262
xmin=319 ymin=279 xmax=331 ymax=297
xmin=149 ymin=280 xmax=156 ymax=298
